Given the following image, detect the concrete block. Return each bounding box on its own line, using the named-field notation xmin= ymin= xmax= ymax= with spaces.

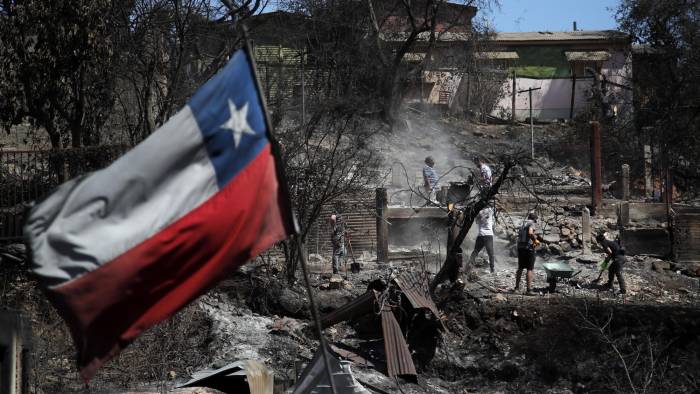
xmin=627 ymin=203 xmax=668 ymax=224
xmin=652 ymin=261 xmax=671 ymax=271
xmin=673 ymin=213 xmax=700 ymax=264
xmin=622 ymin=228 xmax=671 ymax=257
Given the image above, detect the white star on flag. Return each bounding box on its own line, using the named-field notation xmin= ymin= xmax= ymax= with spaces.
xmin=219 ymin=99 xmax=256 ymax=147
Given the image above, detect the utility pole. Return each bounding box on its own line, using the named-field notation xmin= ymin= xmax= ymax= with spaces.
xmin=518 ymin=87 xmax=541 ymax=159
xmin=511 ymin=70 xmax=517 ymax=124
xmin=590 ymin=121 xmax=602 ymax=215
xmin=300 ymin=51 xmax=306 ymax=125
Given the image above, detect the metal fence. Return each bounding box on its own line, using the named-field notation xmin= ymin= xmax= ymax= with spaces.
xmin=0 ymin=146 xmax=129 ymax=241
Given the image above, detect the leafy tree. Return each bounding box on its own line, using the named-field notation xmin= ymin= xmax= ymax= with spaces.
xmin=616 ymin=0 xmax=700 ymax=180
xmin=0 ymin=0 xmax=118 ymax=148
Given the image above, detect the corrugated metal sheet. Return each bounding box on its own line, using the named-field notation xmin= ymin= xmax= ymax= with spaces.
xmin=306 ymin=194 xmax=377 ymax=256
xmin=392 ymin=272 xmax=443 ymax=327
xmin=493 ymin=30 xmax=629 ymax=43
xmin=380 ymin=304 xmax=417 ymax=380
xmin=673 ymin=213 xmax=700 ymax=263
xmin=330 ymin=344 xmax=374 ymax=367
xmin=321 ymin=291 xmax=376 ymax=329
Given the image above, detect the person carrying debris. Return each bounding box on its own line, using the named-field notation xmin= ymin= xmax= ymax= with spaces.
xmin=330 ymin=214 xmax=346 ymax=274
xmin=515 ymin=212 xmax=539 ymax=295
xmin=474 ymin=156 xmax=492 ymax=188
xmin=467 ymin=206 xmax=496 ymax=273
xmin=422 ymin=156 xmax=438 ymax=201
xmin=596 ymin=233 xmax=627 ymax=294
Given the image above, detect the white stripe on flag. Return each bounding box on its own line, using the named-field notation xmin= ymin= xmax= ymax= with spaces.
xmin=27 ymin=106 xmax=218 ymax=286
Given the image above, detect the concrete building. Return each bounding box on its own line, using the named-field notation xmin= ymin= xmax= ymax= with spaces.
xmin=483 ymin=30 xmax=633 ymax=121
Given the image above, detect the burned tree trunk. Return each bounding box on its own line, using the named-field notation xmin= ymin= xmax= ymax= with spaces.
xmin=430 ymin=160 xmax=516 ymax=293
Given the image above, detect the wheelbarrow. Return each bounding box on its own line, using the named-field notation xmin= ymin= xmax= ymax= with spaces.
xmin=542 ymin=261 xmax=577 ymax=293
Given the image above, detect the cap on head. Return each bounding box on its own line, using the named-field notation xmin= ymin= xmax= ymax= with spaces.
xmin=527 ymin=212 xmax=538 ymax=222
xmin=425 ymin=156 xmax=434 ymax=166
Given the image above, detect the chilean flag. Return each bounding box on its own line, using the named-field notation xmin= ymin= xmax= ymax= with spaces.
xmin=24 ymin=49 xmax=296 ymax=382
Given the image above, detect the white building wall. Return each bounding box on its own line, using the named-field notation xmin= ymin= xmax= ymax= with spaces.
xmin=492 ymin=49 xmax=633 ymax=121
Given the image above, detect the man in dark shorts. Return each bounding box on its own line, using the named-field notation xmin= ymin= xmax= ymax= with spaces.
xmin=597 ymin=233 xmax=627 ymax=294
xmin=515 ymin=212 xmax=539 ymax=295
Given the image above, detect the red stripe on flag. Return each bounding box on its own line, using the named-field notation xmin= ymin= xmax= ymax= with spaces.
xmin=46 ymin=144 xmax=291 ymax=382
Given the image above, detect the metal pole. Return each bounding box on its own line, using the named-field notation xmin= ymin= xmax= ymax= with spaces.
xmin=296 ymin=237 xmax=339 ymax=394
xmin=569 ymin=72 xmax=576 ymax=120
xmin=519 ymin=87 xmax=541 ymax=160
xmin=511 ymin=70 xmax=516 ymax=124
xmin=529 ymin=89 xmax=534 ymax=159
xmin=376 ymin=188 xmax=389 ymax=263
xmin=590 ymin=121 xmax=602 ymax=215
xmin=240 ymin=26 xmax=337 ymax=394
xmin=301 ymin=51 xmax=306 ymax=125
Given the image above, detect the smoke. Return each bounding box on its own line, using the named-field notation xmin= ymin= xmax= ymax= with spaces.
xmin=374 ymin=110 xmax=479 ymax=206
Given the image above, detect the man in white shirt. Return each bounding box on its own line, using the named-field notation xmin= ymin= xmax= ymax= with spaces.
xmin=467 ymin=206 xmax=496 ymax=273
xmin=474 ymin=156 xmax=492 ymax=188
xmin=422 ymin=156 xmax=438 ymax=201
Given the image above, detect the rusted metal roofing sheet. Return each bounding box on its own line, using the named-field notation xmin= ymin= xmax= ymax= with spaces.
xmin=306 ymin=195 xmax=376 ymax=255
xmin=392 ymin=272 xmax=443 ymax=325
xmin=380 ymin=305 xmax=417 ymax=380
xmin=330 ymin=344 xmax=375 ymax=367
xmin=320 ymin=291 xmax=375 ymax=329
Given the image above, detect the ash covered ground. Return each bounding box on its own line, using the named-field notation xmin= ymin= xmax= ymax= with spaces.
xmin=2 ymin=118 xmax=700 ymax=393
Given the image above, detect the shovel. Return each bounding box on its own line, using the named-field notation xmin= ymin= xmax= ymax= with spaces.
xmin=347 ymin=238 xmax=361 ymax=274
xmin=593 ymin=259 xmax=609 ymax=283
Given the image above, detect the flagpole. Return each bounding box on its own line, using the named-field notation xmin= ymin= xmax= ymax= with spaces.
xmin=240 ymin=26 xmax=338 ymax=394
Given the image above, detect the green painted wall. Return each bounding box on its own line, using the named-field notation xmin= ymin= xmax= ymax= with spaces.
xmin=508 ymin=46 xmax=572 ymax=79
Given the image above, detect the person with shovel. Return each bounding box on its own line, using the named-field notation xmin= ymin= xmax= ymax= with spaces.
xmin=330 ymin=214 xmax=346 ymax=274
xmin=596 ymin=233 xmax=627 ymax=294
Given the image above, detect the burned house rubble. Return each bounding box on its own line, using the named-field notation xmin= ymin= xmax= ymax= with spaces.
xmin=1 ymin=115 xmax=700 ymax=393
xmin=1 ymin=0 xmax=699 ymax=392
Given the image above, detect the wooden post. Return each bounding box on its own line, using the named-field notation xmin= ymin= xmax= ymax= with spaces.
xmin=621 ymin=164 xmax=630 ymax=201
xmin=664 ymin=167 xmax=673 ymax=204
xmin=582 ymin=207 xmax=590 ymax=255
xmin=440 ymin=185 xmax=449 ymax=205
xmin=391 ymin=162 xmax=402 ymax=187
xmin=465 ymin=73 xmax=471 ymax=115
xmin=529 ymin=89 xmax=534 ymax=159
xmin=376 ymin=188 xmax=388 ymax=263
xmin=511 ymin=70 xmax=517 ymax=124
xmin=518 ymin=87 xmax=542 ymax=159
xmin=590 ymin=121 xmax=602 ymax=215
xmin=569 ymin=72 xmax=577 ymax=120
xmin=644 ymin=144 xmax=652 ymax=199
